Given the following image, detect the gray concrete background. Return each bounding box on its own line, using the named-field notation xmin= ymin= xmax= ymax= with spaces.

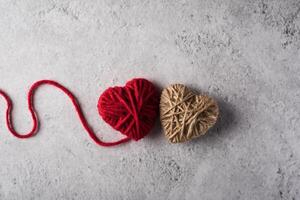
xmin=0 ymin=0 xmax=299 ymax=199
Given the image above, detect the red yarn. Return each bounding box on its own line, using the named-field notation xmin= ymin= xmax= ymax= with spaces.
xmin=0 ymin=78 xmax=158 ymax=147
xmin=98 ymin=78 xmax=159 ymax=141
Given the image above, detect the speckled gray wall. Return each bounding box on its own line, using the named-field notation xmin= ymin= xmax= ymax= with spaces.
xmin=0 ymin=0 xmax=299 ymax=199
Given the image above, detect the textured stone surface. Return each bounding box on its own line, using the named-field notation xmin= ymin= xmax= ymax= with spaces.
xmin=0 ymin=0 xmax=299 ymax=199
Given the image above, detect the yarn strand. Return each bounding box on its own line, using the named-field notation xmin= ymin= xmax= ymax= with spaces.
xmin=0 ymin=80 xmax=130 ymax=147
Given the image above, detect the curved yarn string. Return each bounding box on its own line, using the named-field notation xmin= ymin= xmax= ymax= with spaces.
xmin=0 ymin=80 xmax=130 ymax=147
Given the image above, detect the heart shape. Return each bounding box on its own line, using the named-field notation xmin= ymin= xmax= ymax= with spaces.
xmin=98 ymin=78 xmax=159 ymax=141
xmin=160 ymin=84 xmax=219 ymax=143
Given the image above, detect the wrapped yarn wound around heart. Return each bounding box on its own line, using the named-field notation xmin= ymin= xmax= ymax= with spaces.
xmin=160 ymin=84 xmax=219 ymax=143
xmin=98 ymin=78 xmax=160 ymax=141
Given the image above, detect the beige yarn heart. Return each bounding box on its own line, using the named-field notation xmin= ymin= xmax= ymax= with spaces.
xmin=160 ymin=84 xmax=219 ymax=143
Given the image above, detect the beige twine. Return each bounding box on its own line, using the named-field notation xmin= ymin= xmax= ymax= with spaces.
xmin=160 ymin=84 xmax=219 ymax=143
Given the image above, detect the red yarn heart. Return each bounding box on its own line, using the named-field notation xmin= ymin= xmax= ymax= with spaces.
xmin=98 ymin=78 xmax=159 ymax=141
